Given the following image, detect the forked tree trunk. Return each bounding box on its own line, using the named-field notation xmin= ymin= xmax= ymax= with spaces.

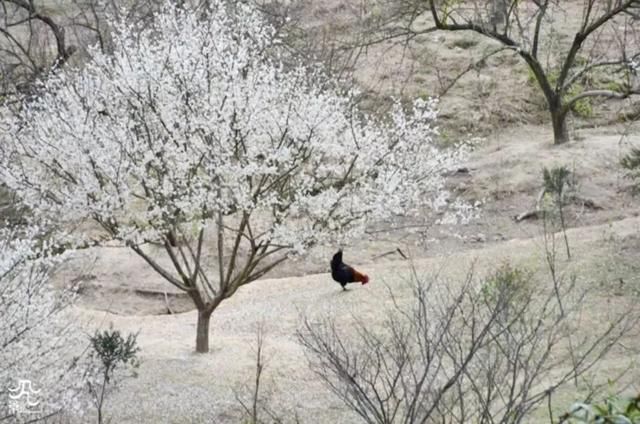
xmin=196 ymin=309 xmax=212 ymax=353
xmin=524 ymin=57 xmax=570 ymax=145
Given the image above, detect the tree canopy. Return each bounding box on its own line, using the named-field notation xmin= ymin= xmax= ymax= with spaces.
xmin=0 ymin=0 xmax=469 ymax=352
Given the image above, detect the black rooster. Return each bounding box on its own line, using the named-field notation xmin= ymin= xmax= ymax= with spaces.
xmin=330 ymin=250 xmax=369 ymax=290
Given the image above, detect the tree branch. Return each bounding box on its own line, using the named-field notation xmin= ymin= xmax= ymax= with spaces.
xmin=563 ymin=59 xmax=631 ymax=91
xmin=129 ymin=245 xmax=189 ymax=292
xmin=564 ymin=87 xmax=640 ymax=111
xmin=4 ymin=0 xmax=75 ymax=69
xmin=557 ymin=0 xmax=638 ymax=90
xmin=531 ymin=0 xmax=550 ymax=59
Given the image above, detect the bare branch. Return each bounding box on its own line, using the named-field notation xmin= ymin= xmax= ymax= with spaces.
xmin=564 ymin=87 xmax=640 ymax=109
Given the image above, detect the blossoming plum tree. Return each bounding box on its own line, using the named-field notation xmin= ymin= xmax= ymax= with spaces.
xmin=1 ymin=1 xmax=469 ymax=353
xmin=0 ymin=227 xmax=85 ymax=418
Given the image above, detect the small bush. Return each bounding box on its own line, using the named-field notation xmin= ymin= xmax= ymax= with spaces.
xmin=621 ymin=148 xmax=640 ymax=189
xmin=542 ymin=165 xmax=574 ymax=259
xmin=299 ymin=262 xmax=638 ymax=424
xmin=87 ymin=328 xmax=140 ymax=423
xmin=526 ymin=68 xmax=593 ymax=118
xmin=566 ymin=84 xmax=594 ymax=118
xmin=450 ymin=37 xmax=479 ymax=49
xmin=562 ymin=393 xmax=640 ymax=423
xmin=606 ymin=80 xmax=626 ymax=93
xmin=90 ymin=329 xmax=140 ymax=377
xmin=543 ymin=165 xmax=573 ymax=200
xmin=481 ymin=263 xmax=532 ymax=309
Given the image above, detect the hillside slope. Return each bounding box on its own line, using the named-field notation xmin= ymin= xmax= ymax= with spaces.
xmin=64 ymin=215 xmax=640 ymax=423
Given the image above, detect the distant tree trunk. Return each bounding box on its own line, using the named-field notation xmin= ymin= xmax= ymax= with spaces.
xmin=196 ymin=309 xmax=212 ymax=353
xmin=490 ymin=0 xmax=507 ymax=29
xmin=549 ymin=98 xmax=569 ymax=145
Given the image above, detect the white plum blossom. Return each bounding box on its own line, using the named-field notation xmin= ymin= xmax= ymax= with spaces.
xmin=0 ymin=0 xmax=470 ymax=352
xmin=0 ymin=227 xmax=88 ymax=418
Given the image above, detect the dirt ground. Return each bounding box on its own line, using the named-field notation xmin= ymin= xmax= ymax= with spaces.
xmin=57 ymin=215 xmax=640 ymax=423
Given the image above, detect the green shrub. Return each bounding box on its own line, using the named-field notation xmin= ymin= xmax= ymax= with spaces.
xmin=606 ymin=80 xmax=626 ymax=92
xmin=621 ymin=148 xmax=640 ymax=173
xmin=621 ymin=148 xmax=640 ymax=191
xmin=481 ymin=263 xmax=533 ymax=309
xmin=562 ymin=393 xmax=640 ymax=423
xmin=90 ymin=329 xmax=140 ymax=377
xmin=542 ymin=165 xmax=574 ymax=259
xmin=526 ymin=67 xmax=593 ymax=118
xmin=566 ymin=84 xmax=594 ymax=118
xmin=88 ymin=328 xmax=140 ymax=423
xmin=543 ymin=165 xmax=572 ymax=200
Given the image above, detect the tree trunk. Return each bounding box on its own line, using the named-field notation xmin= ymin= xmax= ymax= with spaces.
xmin=196 ymin=309 xmax=212 ymax=353
xmin=550 ymin=104 xmax=569 ymax=145
xmin=490 ymin=0 xmax=507 ymax=28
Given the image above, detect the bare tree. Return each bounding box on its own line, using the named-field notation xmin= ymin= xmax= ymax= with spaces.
xmin=252 ymin=0 xmax=369 ymax=88
xmin=359 ymin=0 xmax=640 ymax=144
xmin=298 ymin=260 xmax=638 ymax=423
xmin=234 ymin=325 xmax=300 ymax=424
xmin=0 ymin=0 xmax=158 ymax=102
xmin=0 ymin=0 xmax=76 ymax=97
xmin=235 ymin=325 xmax=268 ymax=424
